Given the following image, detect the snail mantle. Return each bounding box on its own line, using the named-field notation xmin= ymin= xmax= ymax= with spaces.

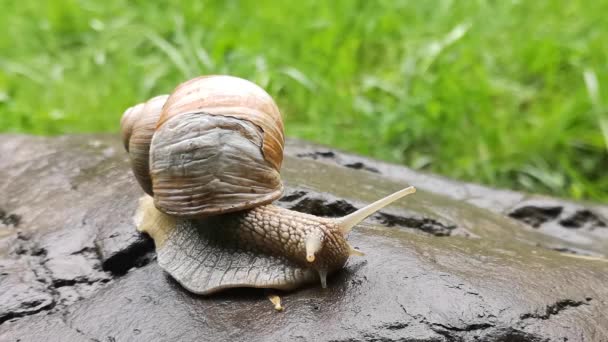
xmin=1 ymin=134 xmax=607 ymax=342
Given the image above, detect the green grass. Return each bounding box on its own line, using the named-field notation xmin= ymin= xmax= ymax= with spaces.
xmin=1 ymin=0 xmax=607 ymax=201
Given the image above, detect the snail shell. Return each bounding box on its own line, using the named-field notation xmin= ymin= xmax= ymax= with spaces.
xmin=122 ymin=75 xmax=284 ymax=217
xmin=122 ymin=94 xmax=169 ymax=195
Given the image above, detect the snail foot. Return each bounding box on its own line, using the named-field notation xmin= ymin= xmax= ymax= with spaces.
xmin=155 ymin=218 xmax=319 ymax=294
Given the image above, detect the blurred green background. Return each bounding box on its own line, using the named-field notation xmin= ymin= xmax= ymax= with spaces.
xmin=1 ymin=0 xmax=607 ymax=201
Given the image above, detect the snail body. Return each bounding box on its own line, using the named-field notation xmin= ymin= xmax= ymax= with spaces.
xmin=123 ymin=75 xmax=415 ymax=294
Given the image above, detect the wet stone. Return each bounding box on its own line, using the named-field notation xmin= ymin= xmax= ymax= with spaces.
xmin=0 ymin=134 xmax=607 ymax=342
xmin=0 ymin=258 xmax=55 ymax=325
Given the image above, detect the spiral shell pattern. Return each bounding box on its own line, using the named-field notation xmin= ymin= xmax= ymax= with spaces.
xmin=120 ymin=75 xmax=285 ymax=217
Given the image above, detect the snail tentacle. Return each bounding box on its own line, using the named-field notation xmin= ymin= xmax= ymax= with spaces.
xmin=305 ymin=232 xmax=323 ymax=263
xmin=335 ymin=186 xmax=416 ymax=234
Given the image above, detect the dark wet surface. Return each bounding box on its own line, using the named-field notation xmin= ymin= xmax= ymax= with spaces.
xmin=0 ymin=134 xmax=607 ymax=342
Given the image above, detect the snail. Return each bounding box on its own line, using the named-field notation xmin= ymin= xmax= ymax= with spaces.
xmin=121 ymin=75 xmax=416 ymax=297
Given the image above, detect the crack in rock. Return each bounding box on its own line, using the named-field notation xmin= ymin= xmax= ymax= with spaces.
xmin=536 ymin=243 xmax=604 ymax=258
xmin=559 ymin=210 xmax=606 ymax=229
xmin=509 ymin=205 xmax=607 ymax=231
xmin=296 ymin=150 xmax=380 ymax=173
xmin=284 ymin=196 xmax=357 ymax=218
xmin=375 ymin=212 xmax=457 ymax=237
xmin=343 ymin=161 xmax=380 ymax=173
xmin=0 ymin=208 xmax=21 ymax=227
xmin=481 ymin=328 xmax=544 ymax=342
xmin=508 ymin=206 xmax=562 ymax=228
xmin=380 ymin=322 xmax=409 ymax=331
xmin=520 ymin=298 xmax=592 ymax=321
xmin=398 ymin=303 xmax=496 ymax=341
xmin=296 ymin=151 xmax=336 ymax=159
xmin=97 ymin=236 xmax=155 ymax=276
xmin=279 ymin=190 xmax=308 ymax=202
xmin=431 ymin=322 xmax=495 ymax=334
xmin=279 ymin=189 xmax=459 ymax=237
xmin=0 ymin=297 xmax=56 ymax=326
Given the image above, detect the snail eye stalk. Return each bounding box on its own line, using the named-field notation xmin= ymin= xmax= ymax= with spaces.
xmin=305 ymin=233 xmax=323 ymax=263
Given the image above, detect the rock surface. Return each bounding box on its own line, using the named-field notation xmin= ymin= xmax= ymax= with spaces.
xmin=0 ymin=134 xmax=606 ymax=342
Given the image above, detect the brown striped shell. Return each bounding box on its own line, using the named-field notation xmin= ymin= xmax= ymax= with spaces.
xmin=120 ymin=75 xmax=285 ymax=218
xmin=126 ymin=94 xmax=170 ymax=195
xmin=120 ymin=102 xmax=144 ymax=152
